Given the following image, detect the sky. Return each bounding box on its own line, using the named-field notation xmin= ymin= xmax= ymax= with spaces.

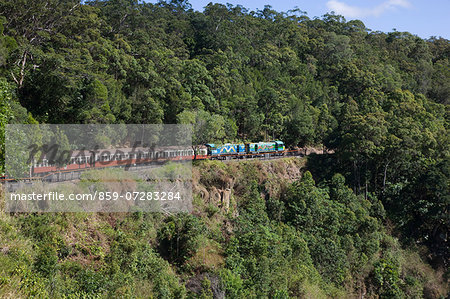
xmin=150 ymin=0 xmax=450 ymax=39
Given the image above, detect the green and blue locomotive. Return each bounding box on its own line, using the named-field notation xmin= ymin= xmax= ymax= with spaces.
xmin=205 ymin=141 xmax=285 ymax=159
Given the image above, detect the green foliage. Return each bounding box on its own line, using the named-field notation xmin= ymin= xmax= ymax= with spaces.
xmin=177 ymin=109 xmax=226 ymax=145
xmin=0 ymin=0 xmax=445 ymax=142
xmin=373 ymin=259 xmax=403 ymax=298
xmin=283 ymin=172 xmax=382 ymax=285
xmin=0 ymin=0 xmax=448 ymax=297
xmin=223 ymin=180 xmax=325 ymax=297
xmin=157 ymin=213 xmax=206 ymax=266
xmin=392 ymin=157 xmax=449 ymax=252
xmin=105 ymin=230 xmax=186 ymax=298
xmin=0 ymin=79 xmax=13 ymax=173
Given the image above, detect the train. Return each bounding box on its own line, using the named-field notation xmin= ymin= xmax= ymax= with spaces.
xmin=205 ymin=141 xmax=285 ymax=159
xmin=25 ymin=140 xmax=286 ymax=176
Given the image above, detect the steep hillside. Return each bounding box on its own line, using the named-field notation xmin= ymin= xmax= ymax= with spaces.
xmin=0 ymin=157 xmax=447 ymax=298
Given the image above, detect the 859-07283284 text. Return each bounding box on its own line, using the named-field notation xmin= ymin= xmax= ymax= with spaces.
xmin=9 ymin=191 xmax=183 ymax=201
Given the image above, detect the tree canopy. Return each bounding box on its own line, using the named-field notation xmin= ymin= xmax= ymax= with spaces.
xmin=0 ymin=0 xmax=448 ymax=297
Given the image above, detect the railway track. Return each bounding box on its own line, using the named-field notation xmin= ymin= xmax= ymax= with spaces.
xmin=1 ymin=148 xmax=329 ymax=191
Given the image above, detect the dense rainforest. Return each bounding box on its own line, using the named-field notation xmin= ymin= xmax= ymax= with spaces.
xmin=0 ymin=0 xmax=448 ymax=297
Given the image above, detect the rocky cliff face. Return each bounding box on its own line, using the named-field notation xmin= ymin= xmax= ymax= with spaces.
xmin=192 ymin=157 xmax=305 ymax=215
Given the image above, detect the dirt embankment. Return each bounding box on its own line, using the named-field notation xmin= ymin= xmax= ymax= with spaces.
xmin=192 ymin=157 xmax=306 ymax=215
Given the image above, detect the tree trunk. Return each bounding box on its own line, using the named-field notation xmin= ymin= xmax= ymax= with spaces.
xmin=365 ymin=161 xmax=368 ymax=200
xmin=373 ymin=164 xmax=378 ymax=194
xmin=192 ymin=146 xmax=197 ymax=161
xmin=11 ymin=50 xmax=28 ymax=88
xmin=383 ymin=161 xmax=390 ymax=193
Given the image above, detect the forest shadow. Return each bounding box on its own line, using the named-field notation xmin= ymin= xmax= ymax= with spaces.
xmin=304 ymin=153 xmax=342 ymax=184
